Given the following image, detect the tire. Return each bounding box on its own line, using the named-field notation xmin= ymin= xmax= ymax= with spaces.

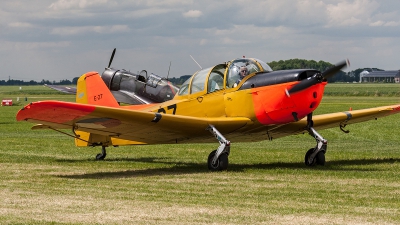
xmin=304 ymin=148 xmax=316 ymax=166
xmin=208 ymin=150 xmax=229 ymax=171
xmin=96 ymin=153 xmax=106 ymax=160
xmin=316 ymin=151 xmax=325 ymax=166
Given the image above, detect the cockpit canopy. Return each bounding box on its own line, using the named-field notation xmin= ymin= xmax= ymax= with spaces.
xmin=177 ymin=58 xmax=272 ymax=96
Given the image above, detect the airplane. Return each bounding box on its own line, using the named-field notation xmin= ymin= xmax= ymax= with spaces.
xmin=45 ymin=48 xmax=179 ymax=105
xmin=16 ymin=57 xmax=400 ymax=171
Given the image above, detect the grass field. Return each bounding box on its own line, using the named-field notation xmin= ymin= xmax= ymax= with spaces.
xmin=0 ymin=84 xmax=400 ymax=224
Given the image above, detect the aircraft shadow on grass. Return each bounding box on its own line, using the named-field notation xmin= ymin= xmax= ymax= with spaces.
xmin=56 ymin=157 xmax=399 ymax=179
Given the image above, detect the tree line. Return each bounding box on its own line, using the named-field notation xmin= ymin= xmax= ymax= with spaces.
xmin=267 ymin=59 xmax=384 ymax=83
xmin=0 ymin=77 xmax=80 ymax=86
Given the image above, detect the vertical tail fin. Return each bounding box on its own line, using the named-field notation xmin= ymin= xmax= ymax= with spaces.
xmin=76 ymin=71 xmax=119 ymax=107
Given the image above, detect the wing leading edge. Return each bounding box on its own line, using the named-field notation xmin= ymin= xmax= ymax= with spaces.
xmin=16 ymin=100 xmax=400 ymax=145
xmin=266 ymin=104 xmax=400 ymax=139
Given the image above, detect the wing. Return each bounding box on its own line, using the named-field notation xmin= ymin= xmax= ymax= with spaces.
xmin=16 ymin=101 xmax=252 ymax=144
xmin=267 ymin=105 xmax=400 ymax=139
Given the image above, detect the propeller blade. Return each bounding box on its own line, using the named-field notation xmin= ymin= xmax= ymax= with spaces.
xmin=287 ymin=59 xmax=350 ymax=95
xmin=321 ymin=59 xmax=350 ymax=79
xmin=108 ymin=48 xmax=116 ymax=68
xmin=288 ymin=74 xmax=321 ymax=95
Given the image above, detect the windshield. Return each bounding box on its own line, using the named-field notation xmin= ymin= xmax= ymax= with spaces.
xmin=253 ymin=58 xmax=273 ymax=72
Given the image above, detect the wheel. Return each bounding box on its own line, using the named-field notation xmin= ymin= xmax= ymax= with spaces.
xmin=96 ymin=153 xmax=106 ymax=160
xmin=304 ymin=148 xmax=317 ymax=166
xmin=207 ymin=150 xmax=229 ymax=171
xmin=96 ymin=146 xmax=107 ymax=160
xmin=208 ymin=151 xmax=228 ymax=171
xmin=316 ymin=151 xmax=325 ymax=166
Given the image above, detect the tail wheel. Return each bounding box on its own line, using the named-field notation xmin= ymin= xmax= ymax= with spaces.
xmin=95 ymin=146 xmax=107 ymax=160
xmin=208 ymin=150 xmax=228 ymax=171
xmin=96 ymin=153 xmax=106 ymax=160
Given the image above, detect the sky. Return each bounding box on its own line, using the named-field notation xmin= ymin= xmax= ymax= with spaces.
xmin=1 ymin=0 xmax=400 ymax=82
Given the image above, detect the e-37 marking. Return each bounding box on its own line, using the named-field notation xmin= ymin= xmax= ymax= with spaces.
xmin=94 ymin=94 xmax=103 ymax=101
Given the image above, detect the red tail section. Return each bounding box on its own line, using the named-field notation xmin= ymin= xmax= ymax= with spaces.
xmin=76 ymin=71 xmax=119 ymax=107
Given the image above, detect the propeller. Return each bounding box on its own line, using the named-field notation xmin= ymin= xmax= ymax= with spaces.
xmin=107 ymin=48 xmax=116 ymax=68
xmin=287 ymin=59 xmax=350 ymax=95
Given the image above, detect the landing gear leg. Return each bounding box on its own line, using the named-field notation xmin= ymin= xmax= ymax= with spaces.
xmin=96 ymin=146 xmax=107 ymax=160
xmin=207 ymin=125 xmax=230 ymax=171
xmin=305 ymin=114 xmax=327 ymax=166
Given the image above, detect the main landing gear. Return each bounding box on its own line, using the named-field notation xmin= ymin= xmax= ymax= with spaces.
xmin=304 ymin=113 xmax=326 ymax=166
xmin=207 ymin=125 xmax=230 ymax=171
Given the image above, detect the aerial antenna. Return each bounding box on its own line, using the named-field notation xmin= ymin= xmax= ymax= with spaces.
xmin=167 ymin=61 xmax=172 ymax=80
xmin=190 ymin=55 xmax=202 ymax=70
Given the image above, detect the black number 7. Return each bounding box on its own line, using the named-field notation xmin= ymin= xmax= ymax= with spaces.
xmin=167 ymin=104 xmax=177 ymax=115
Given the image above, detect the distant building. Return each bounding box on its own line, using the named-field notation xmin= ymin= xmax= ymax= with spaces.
xmin=360 ymin=70 xmax=400 ymax=83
